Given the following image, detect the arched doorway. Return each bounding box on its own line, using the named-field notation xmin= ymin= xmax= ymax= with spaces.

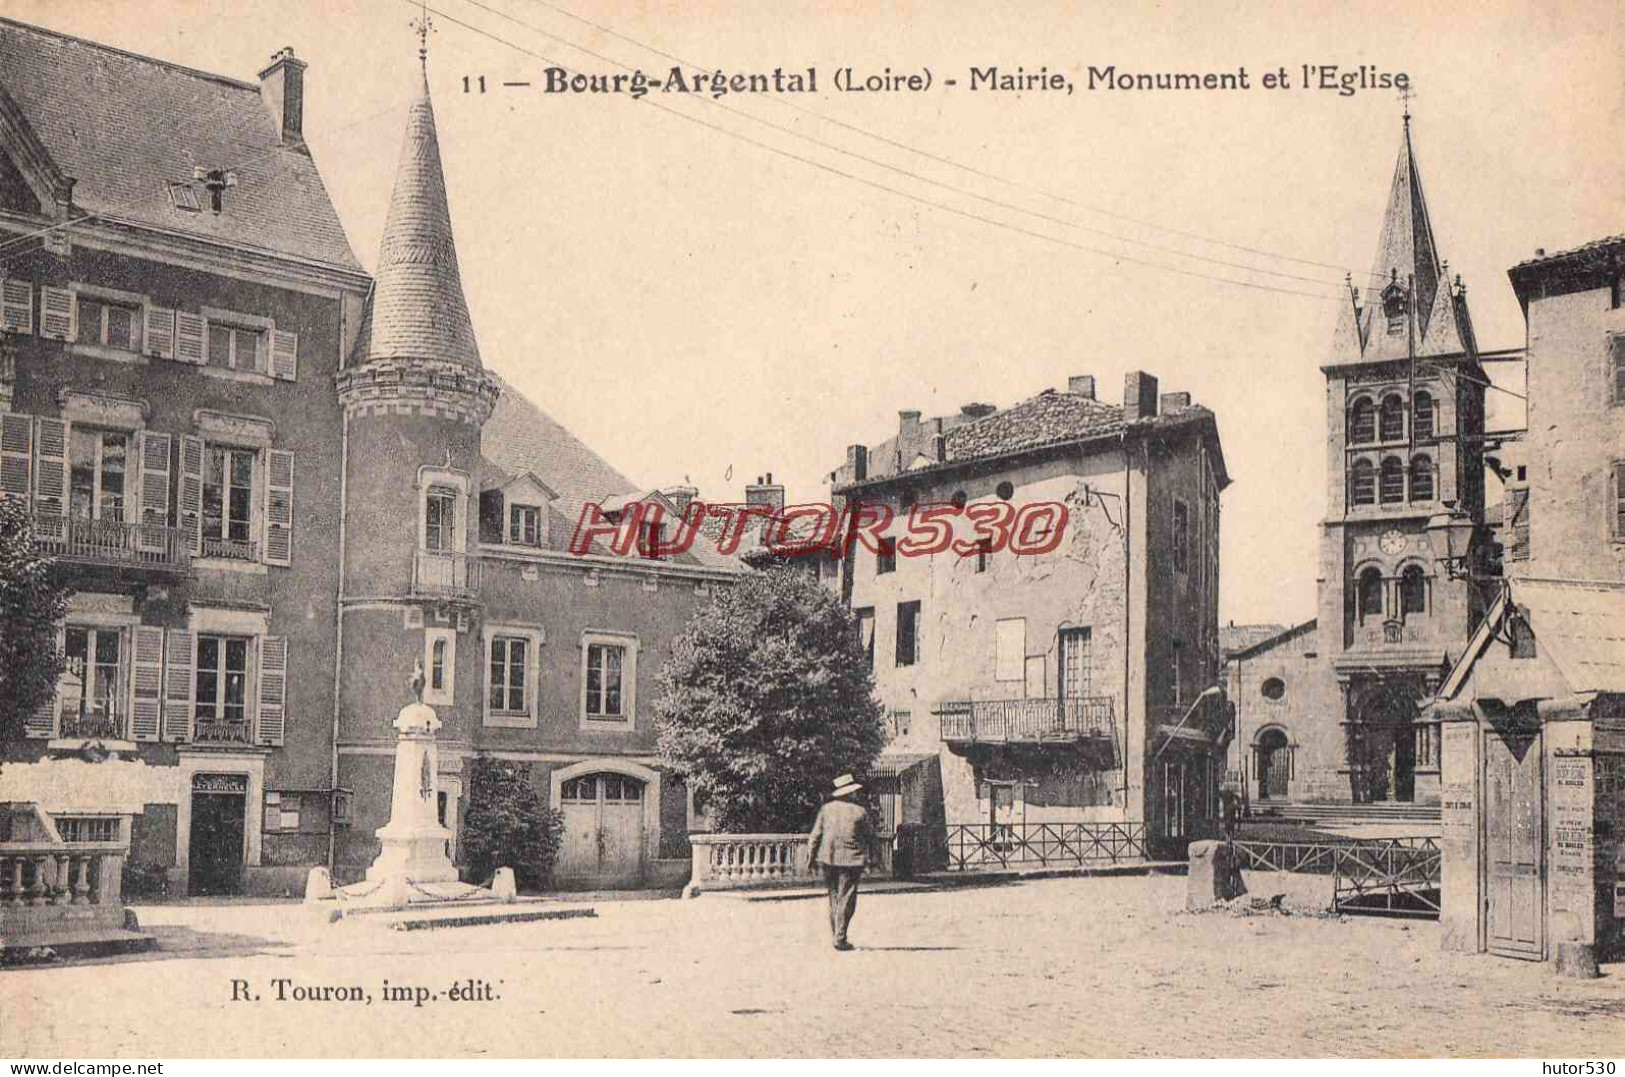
xmin=1351 ymin=681 xmax=1420 ymax=803
xmin=1255 ymin=727 xmax=1291 ymax=801
xmin=554 ymin=764 xmax=654 ymax=887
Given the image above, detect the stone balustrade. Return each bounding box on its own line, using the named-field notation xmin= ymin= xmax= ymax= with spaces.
xmin=687 ymin=831 xmax=893 ymax=894
xmin=0 ymin=803 xmax=143 ymax=955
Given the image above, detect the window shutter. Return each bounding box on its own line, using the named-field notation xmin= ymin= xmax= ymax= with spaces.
xmin=0 ymin=278 xmax=32 ymax=333
xmin=39 ymin=286 xmax=74 ymax=341
xmin=33 ymin=417 xmax=69 ymax=516
xmin=135 ymin=431 xmax=172 ymax=553
xmin=1612 ymin=334 xmax=1625 ymax=407
xmin=257 ymin=636 xmax=287 ymax=747
xmin=1614 ymin=463 xmax=1625 ymax=541
xmin=163 ymin=629 xmax=194 ymax=742
xmin=175 ymin=312 xmax=206 ymax=364
xmin=271 ymin=329 xmax=298 ymax=381
xmin=178 ymin=435 xmax=205 ymax=554
xmin=24 ymin=627 xmax=63 ymax=737
xmin=0 ymin=412 xmax=31 ymax=498
xmin=264 ymin=449 xmax=293 ymax=566
xmin=1510 ymin=488 xmax=1531 ymax=562
xmin=129 ymin=626 xmax=164 ymax=742
xmin=144 ymin=307 xmax=176 ymax=360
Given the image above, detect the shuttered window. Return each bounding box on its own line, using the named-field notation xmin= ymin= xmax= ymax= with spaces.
xmin=175 ymin=312 xmax=206 ymax=364
xmin=0 ymin=412 xmax=31 ymax=498
xmin=1509 ymin=488 xmax=1531 ymax=562
xmin=129 ymin=626 xmax=164 ymax=742
xmin=264 ymin=449 xmax=293 ymax=565
xmin=144 ymin=307 xmax=176 ymax=360
xmin=1379 ymin=457 xmax=1405 ymax=504
xmin=0 ymin=278 xmax=32 ymax=333
xmin=1612 ymin=335 xmax=1625 ymax=407
xmin=1409 ymin=455 xmax=1434 ymax=503
xmin=1350 ymin=458 xmax=1375 ymax=506
xmin=177 ymin=435 xmax=205 ymax=554
xmin=270 ymin=329 xmax=298 ymax=381
xmin=163 ymin=629 xmax=194 ymax=742
xmin=1349 ymin=397 xmax=1376 ymax=444
xmin=1612 ymin=462 xmax=1625 ymax=542
xmin=39 ymin=286 xmax=75 ymax=341
xmin=33 ymin=417 xmax=69 ymax=516
xmin=257 ymin=636 xmax=287 ymax=747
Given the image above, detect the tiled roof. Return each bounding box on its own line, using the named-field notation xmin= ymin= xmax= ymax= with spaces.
xmin=1516 ymin=579 xmax=1625 ymax=693
xmin=1509 ymin=234 xmax=1625 ymax=272
xmin=0 ymin=18 xmax=361 ymax=271
xmin=358 ymin=72 xmax=481 ymax=367
xmin=476 ymin=375 xmax=739 ymax=573
xmin=837 ymin=388 xmax=1223 ymax=493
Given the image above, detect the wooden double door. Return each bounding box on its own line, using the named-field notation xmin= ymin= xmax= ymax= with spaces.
xmin=1484 ymin=728 xmax=1543 ymax=959
xmin=558 ymin=773 xmax=645 ymax=887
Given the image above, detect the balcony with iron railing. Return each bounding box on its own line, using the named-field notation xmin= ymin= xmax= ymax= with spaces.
xmin=939 ymin=696 xmax=1116 ymax=745
xmin=31 ymin=513 xmax=191 ymax=576
xmin=200 ymin=535 xmax=259 ymax=563
xmin=412 ymin=548 xmax=481 ymax=600
xmin=192 ymin=714 xmax=254 ymax=745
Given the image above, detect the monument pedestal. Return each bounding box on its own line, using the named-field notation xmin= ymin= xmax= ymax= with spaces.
xmin=311 ymin=687 xmax=511 ymax=915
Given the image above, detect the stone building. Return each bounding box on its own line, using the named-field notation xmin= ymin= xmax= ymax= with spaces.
xmin=0 ymin=19 xmax=369 ymax=896
xmin=0 ymin=20 xmax=738 ymax=895
xmin=1227 ymin=117 xmax=1514 ymax=809
xmin=1433 ymin=234 xmax=1625 ymax=964
xmin=827 ymin=372 xmax=1229 ymax=856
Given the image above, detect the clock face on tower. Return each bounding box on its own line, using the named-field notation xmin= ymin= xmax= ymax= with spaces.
xmin=1379 ymin=529 xmax=1407 ymax=556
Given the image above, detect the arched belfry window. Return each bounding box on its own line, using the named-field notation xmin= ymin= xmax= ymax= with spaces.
xmin=1409 ymin=455 xmax=1434 ymax=503
xmin=1400 ymin=565 xmax=1427 ymax=617
xmin=1350 ymin=458 xmax=1375 ymax=506
xmin=1349 ymin=398 xmax=1376 ymax=445
xmin=1379 ymin=457 xmax=1405 ymax=504
xmin=1357 ymin=567 xmax=1385 ymax=623
xmin=1379 ymin=395 xmax=1405 ymax=442
xmin=1413 ymin=390 xmax=1435 ymax=441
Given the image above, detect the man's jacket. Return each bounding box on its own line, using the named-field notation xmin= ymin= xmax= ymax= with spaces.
xmin=807 ymin=798 xmax=875 ymax=868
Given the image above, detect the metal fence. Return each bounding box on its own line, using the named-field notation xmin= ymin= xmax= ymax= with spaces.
xmin=944 ymin=821 xmax=1147 ymax=871
xmin=1233 ymin=836 xmax=1441 ymax=917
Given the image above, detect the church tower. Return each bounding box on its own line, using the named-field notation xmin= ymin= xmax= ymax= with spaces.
xmin=1315 ymin=116 xmax=1488 ymax=806
xmin=334 ymin=34 xmax=500 ymax=861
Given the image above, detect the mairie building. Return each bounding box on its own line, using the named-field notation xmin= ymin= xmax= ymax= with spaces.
xmin=0 ymin=19 xmax=737 ymax=897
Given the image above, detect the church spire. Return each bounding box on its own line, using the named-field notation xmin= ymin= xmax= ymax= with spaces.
xmin=1327 ymin=116 xmax=1472 ymax=367
xmin=361 ymin=36 xmax=482 ymax=369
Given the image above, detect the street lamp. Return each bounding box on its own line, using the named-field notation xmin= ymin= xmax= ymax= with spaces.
xmin=1424 ymin=501 xmax=1477 ymax=581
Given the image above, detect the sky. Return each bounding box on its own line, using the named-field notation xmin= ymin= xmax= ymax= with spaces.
xmin=13 ymin=0 xmax=1625 ymax=627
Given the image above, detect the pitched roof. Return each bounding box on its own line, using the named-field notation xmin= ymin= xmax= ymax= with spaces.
xmin=1220 ymin=621 xmax=1292 ymax=660
xmin=1326 ymin=120 xmax=1476 ymax=368
xmin=474 ymin=375 xmax=739 ymax=573
xmin=836 ymin=387 xmax=1227 ymax=494
xmin=1439 ymin=578 xmax=1625 ymax=701
xmin=0 ymin=18 xmax=361 ymax=272
xmin=356 ymin=71 xmax=481 ymax=367
xmin=1509 ymin=233 xmax=1625 ymax=273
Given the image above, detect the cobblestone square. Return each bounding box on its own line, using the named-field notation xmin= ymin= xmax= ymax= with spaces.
xmin=5 ymin=875 xmax=1624 ymax=1058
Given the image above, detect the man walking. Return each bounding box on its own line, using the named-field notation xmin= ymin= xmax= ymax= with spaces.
xmin=806 ymin=773 xmax=875 ymax=951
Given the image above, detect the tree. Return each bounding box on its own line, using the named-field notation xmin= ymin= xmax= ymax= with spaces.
xmin=459 ymin=757 xmax=564 ymax=891
xmin=0 ymin=495 xmax=71 ymax=744
xmin=655 ymin=564 xmax=886 ymax=833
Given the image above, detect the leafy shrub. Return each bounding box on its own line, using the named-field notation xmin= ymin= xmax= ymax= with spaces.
xmin=460 ymin=758 xmax=564 ymax=891
xmin=120 ymin=860 xmax=171 ymax=900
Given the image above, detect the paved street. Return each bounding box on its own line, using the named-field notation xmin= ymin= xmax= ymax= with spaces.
xmin=4 ymin=875 xmax=1623 ymax=1058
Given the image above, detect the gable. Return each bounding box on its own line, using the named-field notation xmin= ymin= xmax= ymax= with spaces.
xmin=0 ymin=147 xmax=42 ymax=215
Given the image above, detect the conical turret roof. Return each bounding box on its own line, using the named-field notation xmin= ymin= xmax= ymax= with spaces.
xmin=1327 ymin=119 xmax=1475 ymax=367
xmin=362 ymin=70 xmax=482 ymax=368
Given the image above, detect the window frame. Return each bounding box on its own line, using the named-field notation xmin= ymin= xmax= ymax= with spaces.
xmin=1356 ymin=566 xmax=1385 ymax=624
xmin=482 ymin=624 xmax=540 ymax=728
xmin=508 ymin=503 xmax=542 ymax=547
xmin=854 ymin=607 xmax=876 ymax=671
xmin=895 ymin=600 xmax=921 ymax=668
xmin=60 ymin=624 xmax=128 ymax=739
xmin=68 ymin=427 xmax=132 ymax=523
xmin=1349 ymin=396 xmax=1376 ymax=445
xmin=579 ymin=630 xmax=638 ymax=730
xmin=1378 ymin=394 xmax=1406 ymax=442
xmin=1408 ymin=454 xmax=1435 ymax=503
xmin=201 ymin=443 xmax=259 ymax=557
xmin=424 ymin=626 xmax=456 ymax=706
xmin=1350 ymin=457 xmax=1376 ymax=506
xmin=205 ymin=320 xmax=267 ymax=374
xmin=1399 ymin=564 xmax=1428 ymax=618
xmin=876 ymin=535 xmax=897 ymax=575
xmin=194 ymin=632 xmax=255 ymax=735
xmin=1379 ymin=456 xmax=1405 ymax=505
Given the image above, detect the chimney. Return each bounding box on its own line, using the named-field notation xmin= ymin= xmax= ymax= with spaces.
xmin=960 ymin=402 xmax=996 ymax=419
xmin=745 ymin=473 xmax=785 ymax=514
xmin=1068 ymin=375 xmax=1096 ymax=399
xmin=258 ymin=47 xmax=307 ymax=145
xmin=1123 ymin=371 xmax=1159 ymax=421
xmin=898 ymin=409 xmax=921 ymax=434
xmin=662 ymin=485 xmax=698 ymax=517
xmin=845 ymin=444 xmax=868 ymax=483
xmin=1159 ymin=391 xmax=1191 ymax=412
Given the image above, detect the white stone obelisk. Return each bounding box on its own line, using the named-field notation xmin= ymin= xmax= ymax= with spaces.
xmin=364 ymin=662 xmax=457 ymax=895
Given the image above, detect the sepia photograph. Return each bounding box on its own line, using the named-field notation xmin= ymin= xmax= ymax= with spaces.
xmin=0 ymin=0 xmax=1622 ymax=1063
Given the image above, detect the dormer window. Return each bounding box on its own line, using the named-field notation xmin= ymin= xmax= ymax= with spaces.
xmin=509 ymin=504 xmax=541 ymax=547
xmin=1382 ymin=278 xmax=1407 ymax=336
